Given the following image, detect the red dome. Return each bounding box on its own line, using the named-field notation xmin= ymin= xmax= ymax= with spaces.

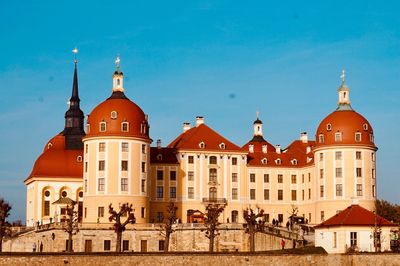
xmin=26 ymin=134 xmax=83 ymax=183
xmin=85 ymin=92 xmax=150 ymax=140
xmin=315 ymin=110 xmax=375 ymax=148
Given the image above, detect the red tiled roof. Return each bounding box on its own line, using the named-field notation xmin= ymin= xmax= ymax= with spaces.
xmin=150 ymin=147 xmax=179 ymax=164
xmin=25 ymin=133 xmax=83 ymax=183
xmin=315 ymin=204 xmax=396 ymax=228
xmin=242 ymin=138 xmax=315 ymax=167
xmin=168 ymin=124 xmax=242 ymax=152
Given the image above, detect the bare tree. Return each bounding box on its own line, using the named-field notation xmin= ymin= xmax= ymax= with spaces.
xmin=109 ymin=203 xmax=136 ymax=252
xmin=288 ymin=204 xmax=299 ymax=223
xmin=64 ymin=201 xmax=79 ymax=252
xmin=243 ymin=206 xmax=266 ymax=252
xmin=203 ymin=203 xmax=225 ymax=252
xmin=0 ymin=198 xmax=11 ymax=252
xmin=160 ymin=202 xmax=178 ymax=252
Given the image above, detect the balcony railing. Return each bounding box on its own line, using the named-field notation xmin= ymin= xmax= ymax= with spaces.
xmin=202 ymin=198 xmax=227 ymax=205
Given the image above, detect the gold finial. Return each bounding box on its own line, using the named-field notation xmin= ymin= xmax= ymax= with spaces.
xmin=72 ymin=47 xmax=78 ymax=63
xmin=115 ymin=55 xmax=121 ymax=70
xmin=340 ymin=69 xmax=346 ymax=84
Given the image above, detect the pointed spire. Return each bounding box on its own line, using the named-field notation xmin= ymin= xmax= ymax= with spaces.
xmin=336 ymin=69 xmax=353 ymax=111
xmin=253 ymin=111 xmax=263 ymax=136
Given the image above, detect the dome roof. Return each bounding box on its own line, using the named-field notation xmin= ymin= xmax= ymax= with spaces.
xmin=26 ymin=134 xmax=83 ymax=183
xmin=85 ymin=91 xmax=150 ymax=140
xmin=315 ymin=110 xmax=375 ymax=148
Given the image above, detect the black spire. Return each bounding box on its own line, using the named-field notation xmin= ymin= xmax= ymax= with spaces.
xmin=64 ymin=61 xmax=85 ymax=150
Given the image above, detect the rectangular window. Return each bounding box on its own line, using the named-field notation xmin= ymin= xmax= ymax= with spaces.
xmin=104 ymin=240 xmax=111 ymax=251
xmin=141 ymin=144 xmax=146 ymax=154
xmin=302 ymin=174 xmax=304 ymax=183
xmin=188 ymin=171 xmax=194 ymax=181
xmin=320 ymin=185 xmax=324 ymax=197
xmin=188 ymin=187 xmax=194 ymax=199
xmin=141 ymin=207 xmax=145 ymax=218
xmin=308 ymin=188 xmax=311 ymax=200
xmin=99 ymin=142 xmax=105 ymax=152
xmin=333 ymin=232 xmax=337 ymax=248
xmin=302 ymin=189 xmax=305 ymax=200
xmin=336 ymin=167 xmax=342 ymax=178
xmin=319 ymin=153 xmax=323 ymax=161
xmin=85 ymin=144 xmax=88 ymax=153
xmin=291 ymin=190 xmax=297 ymax=201
xmin=170 ymin=187 xmax=176 ymax=198
xmin=141 ymin=179 xmax=146 ymax=193
xmin=156 ymin=212 xmax=163 ymax=222
xmin=356 ymin=168 xmax=362 ymax=178
xmin=98 ymin=160 xmax=105 ymax=171
xmin=188 ymin=156 xmax=194 ymax=164
xmin=141 ymin=162 xmax=146 ymax=173
xmin=170 ymin=171 xmax=176 ymax=181
xmin=232 ymin=188 xmax=238 ymax=200
xmin=335 ymin=132 xmax=342 ymax=142
xmin=121 ymin=142 xmax=129 ymax=152
xmin=308 ymin=173 xmax=311 ymax=182
xmin=277 ymin=174 xmax=283 ymax=183
xmin=350 ymin=232 xmax=357 ymax=247
xmin=371 ymin=152 xmax=375 ymax=162
xmin=123 ymin=240 xmax=129 ymax=251
xmin=156 ymin=186 xmax=163 ymax=198
xmin=44 ymin=201 xmax=50 ymax=216
xmin=372 ymin=169 xmax=375 ymax=179
xmin=319 ymin=134 xmax=324 ymax=143
xmin=98 ymin=178 xmax=105 ymax=191
xmin=321 ymin=211 xmax=325 ymax=222
xmin=357 ymin=184 xmax=363 ymax=196
xmin=356 ymin=151 xmax=362 ymax=160
xmin=250 ymin=189 xmax=256 ymax=200
xmin=250 ymin=173 xmax=256 ymax=183
xmin=335 ymin=151 xmax=342 ymax=160
xmin=85 ymin=162 xmax=88 ymax=173
xmin=320 ymin=169 xmax=324 ymax=179
xmin=84 ymin=179 xmax=88 ymax=192
xmin=278 ymin=189 xmax=283 ymax=201
xmin=209 ymin=168 xmax=217 ymax=182
xmin=157 ymin=170 xmax=163 ymax=180
xmin=100 ymin=122 xmax=106 ymax=132
xmin=121 ymin=160 xmax=128 ymax=171
xmin=264 ymin=174 xmax=269 ymax=183
xmin=98 ymin=206 xmax=104 ymax=217
xmin=291 ymin=175 xmax=296 ymax=184
xmin=121 ymin=122 xmax=129 ymax=132
xmin=159 ymin=240 xmax=165 ymax=251
xmin=355 ymin=132 xmax=362 ymax=142
xmin=232 ymin=173 xmax=238 ymax=182
xmin=232 ymin=157 xmax=237 ymax=165
xmin=372 ymin=185 xmax=376 ymax=197
xmin=121 ymin=178 xmax=128 ymax=192
xmin=336 ymin=184 xmax=343 ymax=196
xmin=264 ymin=189 xmax=269 ymax=200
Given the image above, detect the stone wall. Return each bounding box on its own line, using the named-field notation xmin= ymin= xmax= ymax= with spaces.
xmin=0 ymin=254 xmax=400 ymax=266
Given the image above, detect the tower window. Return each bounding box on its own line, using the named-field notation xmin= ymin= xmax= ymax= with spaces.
xmin=99 ymin=122 xmax=106 ymax=132
xmin=99 ymin=142 xmax=105 ymax=152
xmin=355 ymin=132 xmax=362 ymax=142
xmin=318 ymin=134 xmax=324 ymax=143
xmin=121 ymin=122 xmax=129 ymax=132
xmin=219 ymin=143 xmax=226 ymax=149
xmin=121 ymin=142 xmax=129 ymax=152
xmin=363 ymin=123 xmax=368 ymax=131
xmin=76 ymin=156 xmax=82 ymax=162
xmin=335 ymin=151 xmax=342 ymax=160
xmin=110 ymin=111 xmax=118 ymax=119
xmin=335 ymin=132 xmax=342 ymax=142
xmin=121 ymin=160 xmax=128 ymax=171
xmin=356 ymin=151 xmax=362 ymax=160
xmin=86 ymin=124 xmax=90 ymax=133
xmin=326 ymin=123 xmax=332 ymax=131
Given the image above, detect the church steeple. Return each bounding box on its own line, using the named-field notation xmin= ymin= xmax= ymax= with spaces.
xmin=336 ymin=69 xmax=353 ymax=111
xmin=64 ymin=48 xmax=85 ymax=150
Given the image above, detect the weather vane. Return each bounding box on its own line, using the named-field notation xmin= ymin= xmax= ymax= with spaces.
xmin=115 ymin=55 xmax=121 ymax=70
xmin=340 ymin=69 xmax=346 ymax=84
xmin=72 ymin=47 xmax=78 ymax=63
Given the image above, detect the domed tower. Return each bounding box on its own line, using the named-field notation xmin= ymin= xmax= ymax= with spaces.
xmin=313 ymin=71 xmax=377 ymax=223
xmin=82 ymin=57 xmax=151 ymax=224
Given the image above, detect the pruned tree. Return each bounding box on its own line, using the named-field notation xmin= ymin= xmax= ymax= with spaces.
xmin=203 ymin=203 xmax=225 ymax=252
xmin=243 ymin=206 xmax=266 ymax=252
xmin=109 ymin=203 xmax=136 ymax=252
xmin=0 ymin=198 xmax=11 ymax=252
xmin=375 ymin=199 xmax=400 ymax=225
xmin=160 ymin=202 xmax=178 ymax=252
xmin=63 ymin=201 xmax=79 ymax=252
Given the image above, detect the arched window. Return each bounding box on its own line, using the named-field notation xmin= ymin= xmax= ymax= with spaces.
xmin=99 ymin=122 xmax=106 ymax=132
xmin=121 ymin=122 xmax=129 ymax=132
xmin=209 ymin=187 xmax=217 ymax=200
xmin=42 ymin=188 xmax=52 ymax=217
xmin=231 ymin=210 xmax=239 ymax=223
xmin=199 ymin=142 xmax=205 ymax=149
xmin=209 ymin=168 xmax=217 ymax=182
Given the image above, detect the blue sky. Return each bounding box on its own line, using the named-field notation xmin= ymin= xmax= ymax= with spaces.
xmin=0 ymin=1 xmax=399 ymax=222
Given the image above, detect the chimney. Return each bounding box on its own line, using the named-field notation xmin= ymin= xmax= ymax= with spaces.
xmin=183 ymin=122 xmax=191 ymax=132
xmin=196 ymin=116 xmax=204 ymax=127
xmin=275 ymin=145 xmax=281 ymax=154
xmin=300 ymin=132 xmax=308 ymax=143
xmin=157 ymin=139 xmax=162 ymax=149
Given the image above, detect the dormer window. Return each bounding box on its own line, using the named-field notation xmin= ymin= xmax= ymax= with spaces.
xmin=47 ymin=143 xmax=53 ymax=149
xmin=157 ymin=154 xmax=163 ymax=161
xmin=140 ymin=123 xmax=146 ymax=134
xmin=275 ymin=158 xmax=281 ymax=165
xmin=77 ymin=156 xmax=83 ymax=162
xmin=355 ymin=132 xmax=362 ymax=142
xmin=219 ymin=143 xmax=226 ymax=149
xmin=363 ymin=123 xmax=368 ymax=131
xmin=121 ymin=122 xmax=129 ymax=132
xmin=370 ymin=133 xmax=374 ymax=142
xmin=199 ymin=142 xmax=205 ymax=149
xmin=261 ymin=158 xmax=267 ymax=165
xmin=99 ymin=122 xmax=106 ymax=132
xmin=249 ymin=144 xmax=254 ymax=153
xmin=326 ymin=123 xmax=332 ymax=131
xmin=262 ymin=145 xmax=267 ymax=153
xmin=291 ymin=159 xmax=298 ymax=165
xmin=111 ymin=111 xmax=118 ymax=119
xmin=318 ymin=134 xmax=324 ymax=143
xmin=86 ymin=124 xmax=90 ymax=134
xmin=335 ymin=132 xmax=342 ymax=142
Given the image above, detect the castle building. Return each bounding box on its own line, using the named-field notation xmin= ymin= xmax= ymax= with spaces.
xmin=24 ymin=59 xmax=377 ymax=228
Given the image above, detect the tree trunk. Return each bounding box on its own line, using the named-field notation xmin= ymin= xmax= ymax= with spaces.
xmin=116 ymin=231 xmax=122 ymax=252
xmin=68 ymin=232 xmax=73 ymax=252
xmin=249 ymin=227 xmax=255 ymax=252
xmin=164 ymin=233 xmax=170 ymax=252
xmin=0 ymin=235 xmax=3 ymax=252
xmin=209 ymin=234 xmax=214 ymax=252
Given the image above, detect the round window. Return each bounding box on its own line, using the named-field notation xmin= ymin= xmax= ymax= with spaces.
xmin=78 ymin=191 xmax=83 ymax=198
xmin=61 ymin=191 xmax=67 ymax=198
xmin=44 ymin=191 xmax=50 ymax=197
